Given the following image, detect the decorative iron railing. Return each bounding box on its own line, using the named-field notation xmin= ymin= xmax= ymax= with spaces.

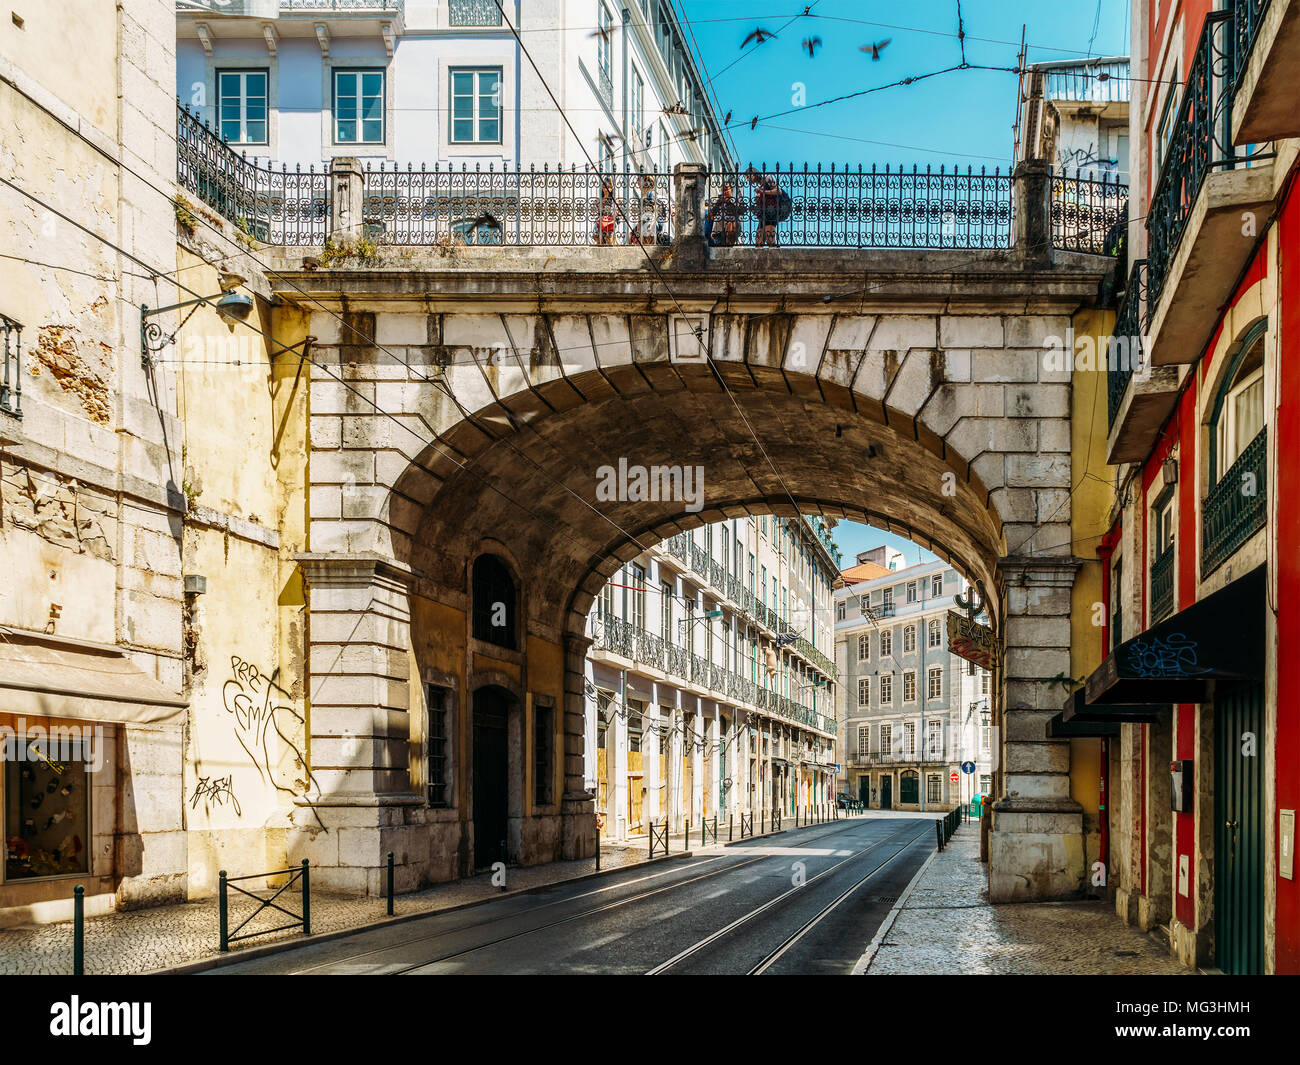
xmin=1232 ymin=0 xmax=1273 ymax=88
xmin=1146 ymin=12 xmax=1271 ymax=309
xmin=447 ymin=0 xmax=501 ymax=26
xmin=689 ymin=541 xmax=709 ymax=577
xmin=1150 ymin=543 xmax=1176 ymax=623
xmin=1 ymin=312 xmax=22 ymax=419
xmin=1202 ymin=428 xmax=1267 ymax=577
xmin=1050 ymin=170 xmax=1127 ymax=255
xmin=177 ymin=103 xmax=328 ymax=245
xmin=279 ymin=0 xmax=404 ymax=10
xmin=362 ymin=164 xmax=674 ymax=247
xmin=1107 ymin=258 xmax=1149 ymax=428
xmin=705 ymin=163 xmax=1012 ymax=249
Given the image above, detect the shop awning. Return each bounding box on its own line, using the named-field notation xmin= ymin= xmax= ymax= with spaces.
xmin=1060 ymin=688 xmax=1169 ymax=725
xmin=0 ymin=627 xmax=187 ymax=725
xmin=1047 ymin=711 xmax=1120 ymax=738
xmin=1083 ymin=565 xmax=1265 ymax=705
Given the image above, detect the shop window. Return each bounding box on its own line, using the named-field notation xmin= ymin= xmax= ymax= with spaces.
xmin=4 ymin=733 xmax=92 ymax=881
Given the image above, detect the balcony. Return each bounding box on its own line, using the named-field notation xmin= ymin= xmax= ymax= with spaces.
xmin=1150 ymin=543 xmax=1175 ymax=624
xmin=1105 ymin=259 xmax=1182 ymax=464
xmin=849 ymin=750 xmax=948 ymax=768
xmin=1232 ymin=0 xmax=1300 ymax=143
xmin=1202 ymin=429 xmax=1267 ymax=577
xmin=176 ymin=1 xmax=405 ymax=41
xmin=1144 ymin=11 xmax=1276 ymax=368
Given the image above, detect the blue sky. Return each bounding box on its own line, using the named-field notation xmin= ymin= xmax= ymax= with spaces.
xmin=673 ymin=2 xmax=1131 ymax=570
xmin=678 ymin=0 xmax=1131 ymax=171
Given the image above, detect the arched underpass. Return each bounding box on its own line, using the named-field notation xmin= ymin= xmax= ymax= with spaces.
xmin=282 ymin=243 xmax=1110 ymax=903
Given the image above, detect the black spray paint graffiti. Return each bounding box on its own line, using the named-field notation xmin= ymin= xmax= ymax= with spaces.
xmin=189 ymin=774 xmax=242 ymax=817
xmin=221 ymin=656 xmax=323 ymax=820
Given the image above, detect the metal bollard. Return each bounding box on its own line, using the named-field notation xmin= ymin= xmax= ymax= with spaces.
xmin=301 ymin=859 xmax=311 ymax=935
xmin=73 ymin=885 xmax=84 ymax=976
xmin=936 ymin=821 xmax=944 ymax=851
xmin=219 ymin=870 xmax=229 ymax=952
xmin=729 ymin=813 xmax=734 ymax=842
xmin=387 ymin=851 xmax=394 ymax=916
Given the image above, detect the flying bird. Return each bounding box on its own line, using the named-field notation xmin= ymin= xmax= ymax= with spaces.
xmin=741 ymin=27 xmax=777 ymax=49
xmin=587 ymin=27 xmax=612 ymax=47
xmin=860 ymin=38 xmax=891 ymax=60
xmin=597 ymin=131 xmax=623 ymax=154
xmin=681 ymin=127 xmax=703 ymax=143
xmin=468 ymin=212 xmax=501 ymax=232
xmin=802 ymin=36 xmax=822 ymax=57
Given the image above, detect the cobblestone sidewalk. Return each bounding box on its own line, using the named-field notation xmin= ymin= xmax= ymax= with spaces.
xmin=0 ymin=844 xmax=651 ymax=976
xmin=861 ymin=829 xmax=1190 ymax=975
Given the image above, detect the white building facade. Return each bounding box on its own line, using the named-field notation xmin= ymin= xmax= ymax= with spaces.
xmin=586 ymin=516 xmax=840 ymax=841
xmin=834 ymin=557 xmax=993 ymax=812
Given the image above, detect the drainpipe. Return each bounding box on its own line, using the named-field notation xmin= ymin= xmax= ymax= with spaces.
xmin=1099 ymin=736 xmax=1110 ymax=894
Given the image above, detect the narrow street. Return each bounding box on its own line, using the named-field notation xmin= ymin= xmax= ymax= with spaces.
xmin=209 ymin=818 xmax=934 ymax=976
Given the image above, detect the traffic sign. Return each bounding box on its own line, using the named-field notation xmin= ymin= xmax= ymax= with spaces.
xmin=950 ymin=770 xmax=959 ymax=783
xmin=961 ymin=760 xmax=976 ymax=774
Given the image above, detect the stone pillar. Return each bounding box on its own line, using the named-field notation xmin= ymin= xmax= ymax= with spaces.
xmin=291 ymin=553 xmax=420 ymax=893
xmin=562 ymin=635 xmax=596 ymax=860
xmin=673 ymin=161 xmax=707 ymax=266
xmin=988 ymin=554 xmax=1085 ymax=901
xmin=330 ymin=157 xmax=366 ymax=243
xmin=1012 ymin=159 xmax=1052 ymax=264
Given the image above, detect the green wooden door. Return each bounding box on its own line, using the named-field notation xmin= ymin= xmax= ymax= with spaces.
xmin=900 ymin=771 xmax=919 ymax=805
xmin=1215 ymin=677 xmax=1265 ymax=975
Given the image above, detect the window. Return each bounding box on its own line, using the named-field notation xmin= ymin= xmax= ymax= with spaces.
xmin=880 ymin=629 xmax=893 ymax=657
xmin=1212 ymin=330 xmax=1266 ymax=482
xmin=981 ymin=670 xmax=991 ymax=696
xmin=879 ymin=674 xmax=893 ymax=704
xmin=596 ymin=3 xmax=613 ymax=98
xmin=927 ymin=774 xmax=942 ymax=803
xmin=472 ymin=554 xmax=517 ymax=649
xmin=427 ymin=686 xmax=450 ymax=807
xmin=748 ymin=553 xmax=755 ymax=592
xmin=1155 ymin=73 xmax=1180 ymax=175
xmin=628 ymin=563 xmax=647 ymax=630
xmin=980 ymin=773 xmax=992 ymax=794
xmin=1153 ymin=489 xmax=1175 ymax=555
xmin=627 ymin=700 xmax=644 ymax=754
xmin=4 ymin=732 xmax=92 ymax=880
xmin=836 ymin=603 xmax=845 ymax=622
xmin=660 ymin=581 xmax=674 ymax=641
xmin=980 ymin=722 xmax=991 ymax=753
xmin=927 ymin=719 xmax=942 ymax=757
xmin=882 ymin=587 xmax=894 ymax=610
xmin=449 ymin=67 xmax=501 ymax=144
xmin=903 ymin=625 xmax=916 ymax=653
xmin=932 ymin=573 xmax=943 ymax=597
xmin=217 ymin=70 xmax=268 ymax=145
xmin=928 ymin=618 xmax=942 ymax=648
xmin=684 ymin=600 xmax=695 ymax=655
xmin=857 ymin=678 xmax=870 ymax=706
xmin=630 ymin=68 xmax=645 ymax=147
xmin=903 ymin=721 xmax=916 ymax=755
xmin=903 ymin=671 xmax=916 ymax=702
xmin=534 ymin=702 xmax=554 ymax=805
xmin=334 ymin=69 xmax=385 ymax=145
xmin=927 ymin=666 xmax=942 ymax=700
xmin=761 ymin=566 xmax=768 ymax=605
xmin=880 ymin=723 xmax=892 ymax=756
xmin=857 ymin=633 xmax=870 ymax=661
xmin=857 ymin=725 xmax=869 ymax=757
xmin=906 ymin=582 xmax=917 ymax=603
xmin=449 ymin=0 xmax=503 ymax=26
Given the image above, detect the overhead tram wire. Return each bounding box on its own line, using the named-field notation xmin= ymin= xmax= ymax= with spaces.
xmin=706 ymin=0 xmax=826 ymax=82
xmin=670 ymin=0 xmax=741 ymax=164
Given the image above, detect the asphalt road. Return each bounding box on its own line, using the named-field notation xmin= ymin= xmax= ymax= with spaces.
xmin=209 ymin=816 xmax=936 ymax=976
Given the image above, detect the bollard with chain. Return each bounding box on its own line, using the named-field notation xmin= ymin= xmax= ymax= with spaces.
xmin=219 ymin=870 xmax=229 ymax=952
xmin=73 ymin=885 xmax=84 ymax=976
xmin=301 ymin=859 xmax=311 ymax=935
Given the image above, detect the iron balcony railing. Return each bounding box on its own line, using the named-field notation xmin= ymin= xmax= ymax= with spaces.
xmin=362 ymin=164 xmax=674 ymax=247
xmin=1050 ymin=169 xmax=1128 ymax=256
xmin=1202 ymin=428 xmax=1267 ymax=577
xmin=1146 ymin=11 xmax=1270 ymax=309
xmin=177 ymin=103 xmax=329 ymax=246
xmin=850 ymin=750 xmax=948 ymax=767
xmin=706 ymin=163 xmax=1012 ymax=249
xmin=1150 ymin=543 xmax=1176 ymax=623
xmin=447 ymin=0 xmax=502 ymax=25
xmin=1232 ymin=0 xmax=1273 ymax=89
xmin=1106 ymin=258 xmax=1150 ymax=428
xmin=279 ymin=0 xmax=404 ymax=10
xmin=1 ymin=312 xmax=22 ymax=419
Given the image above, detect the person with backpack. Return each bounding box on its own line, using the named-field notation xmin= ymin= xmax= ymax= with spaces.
xmin=745 ymin=167 xmax=790 ymax=247
xmin=594 ymin=178 xmax=619 ymax=245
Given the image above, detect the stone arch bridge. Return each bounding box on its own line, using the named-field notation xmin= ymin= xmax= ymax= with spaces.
xmin=267 ymin=171 xmax=1115 ymax=903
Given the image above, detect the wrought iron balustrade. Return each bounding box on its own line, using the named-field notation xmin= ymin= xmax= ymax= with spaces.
xmin=706 ymin=163 xmax=1012 ymax=249
xmin=1145 ymin=12 xmax=1270 ymax=309
xmin=447 ymin=0 xmax=501 ymax=25
xmin=1202 ymin=429 xmax=1267 ymax=577
xmin=1 ymin=313 xmax=22 ymax=419
xmin=363 ymin=163 xmax=674 ymax=247
xmin=177 ymin=103 xmax=328 ymax=245
xmin=1051 ymin=170 xmax=1127 ymax=256
xmin=1232 ymin=0 xmax=1273 ymax=88
xmin=709 ymin=558 xmax=725 ymax=590
xmin=1107 ymin=259 xmax=1149 ymax=428
xmin=689 ymin=542 xmax=709 ymax=577
xmin=1150 ymin=543 xmax=1176 ymax=623
xmin=278 ymin=0 xmax=404 ymax=10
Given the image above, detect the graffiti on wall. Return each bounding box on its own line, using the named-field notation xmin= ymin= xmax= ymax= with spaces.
xmin=189 ymin=774 xmax=241 ymax=817
xmin=221 ymin=655 xmax=321 ymax=808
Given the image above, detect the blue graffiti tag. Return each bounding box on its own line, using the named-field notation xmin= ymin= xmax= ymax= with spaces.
xmin=1122 ymin=632 xmax=1213 ymax=678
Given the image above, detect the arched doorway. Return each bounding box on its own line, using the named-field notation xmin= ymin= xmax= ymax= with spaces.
xmin=900 ymin=770 xmax=919 ymax=806
xmin=472 ymin=686 xmax=511 ymax=870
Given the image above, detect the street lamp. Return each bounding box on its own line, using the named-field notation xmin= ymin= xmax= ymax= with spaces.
xmin=140 ymin=274 xmax=255 ymax=367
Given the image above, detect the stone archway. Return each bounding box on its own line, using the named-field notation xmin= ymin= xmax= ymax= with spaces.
xmin=283 ymin=247 xmax=1106 ymax=901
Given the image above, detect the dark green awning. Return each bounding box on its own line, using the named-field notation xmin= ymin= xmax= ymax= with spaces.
xmin=1061 ymin=687 xmax=1168 ymax=724
xmin=1047 ymin=711 xmax=1120 ymax=738
xmin=1084 ymin=565 xmax=1265 ymax=705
